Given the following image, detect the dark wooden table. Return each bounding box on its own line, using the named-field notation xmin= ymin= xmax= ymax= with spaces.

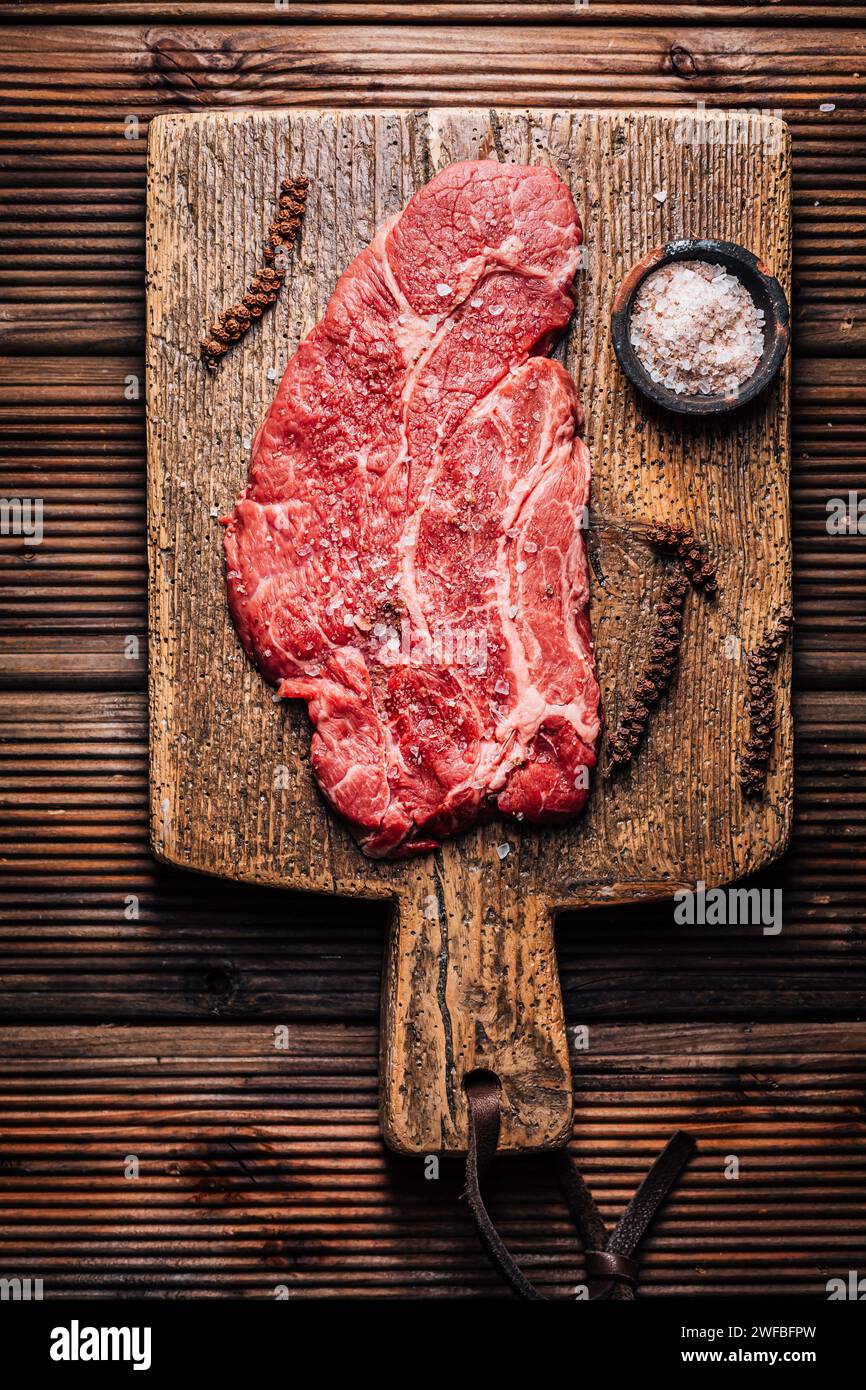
xmin=0 ymin=4 xmax=864 ymax=1298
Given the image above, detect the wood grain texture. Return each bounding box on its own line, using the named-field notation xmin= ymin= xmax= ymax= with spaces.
xmin=0 ymin=7 xmax=861 ymax=1301
xmin=0 ymin=1020 xmax=864 ymax=1298
xmin=1 ymin=23 xmax=862 ymax=354
xmin=1 ymin=688 xmax=862 ymax=1022
xmin=4 ymin=3 xmax=866 ymax=22
xmin=146 ymin=107 xmax=792 ymax=1152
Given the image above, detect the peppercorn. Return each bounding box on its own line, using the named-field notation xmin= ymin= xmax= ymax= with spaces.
xmin=645 ymin=522 xmax=718 ymax=593
xmin=201 ymin=175 xmax=309 ymax=370
xmin=739 ymin=607 xmax=793 ymax=796
xmin=605 ymin=571 xmax=690 ymax=775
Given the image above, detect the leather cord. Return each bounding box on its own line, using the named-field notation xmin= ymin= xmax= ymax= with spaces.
xmin=463 ymin=1070 xmax=696 ymax=1300
xmin=464 ymin=1071 xmax=544 ymax=1300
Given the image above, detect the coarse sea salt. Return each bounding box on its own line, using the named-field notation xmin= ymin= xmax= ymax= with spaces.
xmin=629 ymin=260 xmax=765 ymax=397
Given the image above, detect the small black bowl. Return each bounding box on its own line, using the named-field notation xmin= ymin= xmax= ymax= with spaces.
xmin=611 ymin=239 xmax=790 ymax=417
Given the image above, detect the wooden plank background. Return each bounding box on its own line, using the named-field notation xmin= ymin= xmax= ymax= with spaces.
xmin=1 ymin=1023 xmax=864 ymax=1297
xmin=0 ymin=6 xmax=864 ymax=1295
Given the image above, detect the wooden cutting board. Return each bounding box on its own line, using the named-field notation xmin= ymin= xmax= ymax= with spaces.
xmin=146 ymin=107 xmax=792 ymax=1155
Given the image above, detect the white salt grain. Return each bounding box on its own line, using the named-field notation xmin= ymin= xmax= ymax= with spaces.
xmin=629 ymin=260 xmax=764 ymax=397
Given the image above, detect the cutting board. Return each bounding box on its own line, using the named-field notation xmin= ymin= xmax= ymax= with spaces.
xmin=146 ymin=107 xmax=792 ymax=1154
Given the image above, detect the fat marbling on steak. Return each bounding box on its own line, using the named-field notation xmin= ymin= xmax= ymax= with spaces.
xmin=223 ymin=159 xmax=601 ymax=858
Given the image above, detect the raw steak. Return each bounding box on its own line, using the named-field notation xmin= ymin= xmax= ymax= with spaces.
xmin=223 ymin=159 xmax=601 ymax=858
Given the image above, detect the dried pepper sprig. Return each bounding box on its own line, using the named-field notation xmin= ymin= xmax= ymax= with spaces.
xmin=201 ymin=175 xmax=309 ymax=371
xmin=739 ymin=606 xmax=794 ymax=797
xmin=604 ymin=571 xmax=690 ymax=776
xmin=262 ymin=177 xmax=309 ymax=264
xmin=645 ymin=522 xmax=718 ymax=593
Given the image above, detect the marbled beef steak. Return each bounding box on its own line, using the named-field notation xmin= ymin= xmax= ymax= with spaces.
xmin=223 ymin=159 xmax=600 ymax=858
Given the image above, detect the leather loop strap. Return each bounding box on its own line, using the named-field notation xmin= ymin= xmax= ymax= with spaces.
xmin=584 ymin=1250 xmax=638 ymax=1287
xmin=465 ymin=1069 xmax=501 ymax=1180
xmin=464 ymin=1070 xmax=696 ymax=1301
xmin=464 ymin=1071 xmax=544 ymax=1301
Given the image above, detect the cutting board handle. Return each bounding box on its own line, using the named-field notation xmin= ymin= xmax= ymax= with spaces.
xmin=380 ymin=877 xmax=573 ymax=1154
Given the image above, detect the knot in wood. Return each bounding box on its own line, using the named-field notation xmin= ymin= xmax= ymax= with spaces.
xmin=669 ymin=44 xmax=697 ymax=78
